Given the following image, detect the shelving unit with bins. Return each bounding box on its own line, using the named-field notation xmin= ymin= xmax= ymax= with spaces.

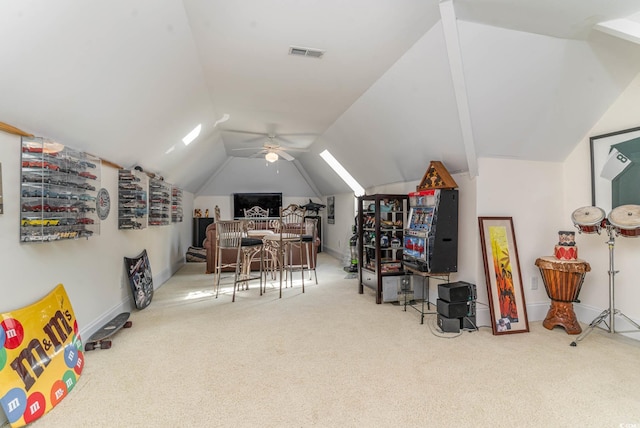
xmin=118 ymin=169 xmax=148 ymax=230
xmin=148 ymin=178 xmax=171 ymax=226
xmin=357 ymin=194 xmax=408 ymax=304
xmin=171 ymin=186 xmax=183 ymax=223
xmin=20 ymin=137 xmax=101 ymax=242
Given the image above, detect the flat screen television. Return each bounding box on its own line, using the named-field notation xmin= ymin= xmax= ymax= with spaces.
xmin=233 ymin=193 xmax=282 ymax=218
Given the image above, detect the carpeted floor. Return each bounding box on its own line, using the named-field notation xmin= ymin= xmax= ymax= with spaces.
xmin=27 ymin=253 xmax=640 ymax=428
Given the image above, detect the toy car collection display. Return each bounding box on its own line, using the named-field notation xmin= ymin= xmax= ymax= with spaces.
xmin=148 ymin=177 xmax=171 ymax=226
xmin=118 ymin=169 xmax=148 ymax=230
xmin=20 ymin=137 xmax=101 ymax=242
xmin=171 ymin=186 xmax=183 ymax=223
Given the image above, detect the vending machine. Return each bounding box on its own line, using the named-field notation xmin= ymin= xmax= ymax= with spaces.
xmin=403 ymin=188 xmax=458 ymax=273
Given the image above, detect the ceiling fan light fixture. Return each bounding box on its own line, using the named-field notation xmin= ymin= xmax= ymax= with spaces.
xmin=265 ymin=151 xmax=279 ymax=163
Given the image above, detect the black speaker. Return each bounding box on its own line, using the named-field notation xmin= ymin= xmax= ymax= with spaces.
xmin=438 ymin=281 xmax=473 ymax=303
xmin=437 ymin=299 xmax=468 ymax=318
xmin=437 ymin=314 xmax=461 ymax=333
xmin=429 ymin=189 xmax=458 ymax=273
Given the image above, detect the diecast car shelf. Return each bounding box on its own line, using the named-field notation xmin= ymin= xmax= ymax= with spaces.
xmin=20 ymin=137 xmax=101 ymax=243
xmin=148 ymin=177 xmax=171 ymax=226
xmin=171 ymin=186 xmax=183 ymax=223
xmin=118 ymin=168 xmax=148 ymax=230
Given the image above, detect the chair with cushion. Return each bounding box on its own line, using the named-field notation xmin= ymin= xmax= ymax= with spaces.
xmin=243 ymin=205 xmax=269 ymax=228
xmin=243 ymin=205 xmax=274 ymax=271
xmin=214 ymin=220 xmax=264 ymax=302
xmin=277 ymin=204 xmax=307 ymax=295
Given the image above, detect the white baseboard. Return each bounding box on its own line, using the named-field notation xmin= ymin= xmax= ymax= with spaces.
xmin=574 ymin=302 xmax=640 ymax=340
xmin=474 ymin=302 xmax=640 ymax=341
xmin=80 ymin=261 xmax=185 ymax=341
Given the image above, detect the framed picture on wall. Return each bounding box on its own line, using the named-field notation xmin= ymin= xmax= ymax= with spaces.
xmin=590 ymin=126 xmax=640 ymax=214
xmin=478 ymin=217 xmax=529 ymax=335
xmin=327 ymin=196 xmax=335 ymax=224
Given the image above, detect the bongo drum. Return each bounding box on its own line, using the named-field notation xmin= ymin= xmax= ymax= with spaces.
xmin=608 ymin=204 xmax=640 ymax=238
xmin=535 ymin=256 xmax=591 ymax=335
xmin=571 ymin=206 xmax=606 ymax=234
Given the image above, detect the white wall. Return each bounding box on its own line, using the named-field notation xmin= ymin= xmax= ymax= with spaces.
xmin=320 ymin=192 xmax=358 ymax=265
xmin=197 ymin=157 xmax=319 ymax=199
xmin=476 ymin=158 xmax=566 ymax=324
xmin=0 ymin=132 xmax=193 ymax=337
xmin=562 ymin=74 xmax=640 ymax=332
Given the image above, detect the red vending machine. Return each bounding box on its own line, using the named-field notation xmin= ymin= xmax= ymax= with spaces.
xmin=403 ymin=188 xmax=458 ymax=273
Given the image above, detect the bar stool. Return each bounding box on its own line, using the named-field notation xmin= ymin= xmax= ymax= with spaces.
xmin=214 ymin=220 xmax=264 ymax=301
xmin=278 ymin=204 xmax=307 ymax=296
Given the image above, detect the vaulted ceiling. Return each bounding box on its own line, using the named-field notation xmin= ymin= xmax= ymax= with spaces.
xmin=2 ymin=1 xmax=640 ymax=196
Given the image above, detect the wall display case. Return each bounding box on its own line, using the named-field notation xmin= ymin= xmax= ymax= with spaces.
xmin=148 ymin=178 xmax=171 ymax=226
xmin=118 ymin=169 xmax=148 ymax=230
xmin=357 ymin=194 xmax=408 ymax=304
xmin=403 ymin=189 xmax=458 ymax=273
xmin=171 ymin=186 xmax=183 ymax=223
xmin=20 ymin=137 xmax=101 ymax=242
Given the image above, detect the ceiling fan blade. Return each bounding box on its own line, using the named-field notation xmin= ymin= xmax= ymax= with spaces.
xmin=275 ymin=149 xmax=295 ymax=161
xmin=244 ymin=136 xmax=268 ymax=144
xmin=231 ymin=147 xmax=265 ymax=151
xmin=223 ymin=129 xmax=269 ymax=137
xmin=276 ymin=135 xmax=315 ymax=148
xmin=276 ymin=132 xmax=319 ymax=138
xmin=278 ymin=147 xmax=308 ymax=152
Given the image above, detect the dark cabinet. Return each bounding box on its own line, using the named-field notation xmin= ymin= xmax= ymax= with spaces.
xmin=193 ymin=217 xmax=214 ymax=247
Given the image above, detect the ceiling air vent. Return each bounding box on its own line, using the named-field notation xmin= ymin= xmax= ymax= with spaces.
xmin=289 ymin=46 xmax=325 ymax=59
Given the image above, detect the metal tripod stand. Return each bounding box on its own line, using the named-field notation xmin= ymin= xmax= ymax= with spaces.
xmin=570 ymin=225 xmax=640 ymax=346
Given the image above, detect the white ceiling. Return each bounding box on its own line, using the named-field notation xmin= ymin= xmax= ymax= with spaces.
xmin=1 ymin=1 xmax=640 ymax=195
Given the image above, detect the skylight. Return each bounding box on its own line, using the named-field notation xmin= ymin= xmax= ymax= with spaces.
xmin=319 ymin=150 xmax=365 ymax=196
xmin=182 ymin=124 xmax=201 ymax=146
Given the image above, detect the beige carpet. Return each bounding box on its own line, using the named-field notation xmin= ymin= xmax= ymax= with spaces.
xmin=29 ymin=254 xmax=640 ymax=428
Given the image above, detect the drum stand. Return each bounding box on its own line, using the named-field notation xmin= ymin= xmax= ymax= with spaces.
xmin=570 ymin=226 xmax=640 ymax=346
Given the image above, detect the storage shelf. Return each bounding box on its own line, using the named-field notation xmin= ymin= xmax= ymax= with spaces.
xmin=357 ymin=193 xmax=408 ymax=304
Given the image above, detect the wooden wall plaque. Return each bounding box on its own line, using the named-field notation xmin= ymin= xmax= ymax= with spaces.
xmin=417 ymin=161 xmax=457 ymax=190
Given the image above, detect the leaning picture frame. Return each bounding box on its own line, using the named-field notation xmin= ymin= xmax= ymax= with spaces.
xmin=327 ymin=196 xmax=335 ymax=224
xmin=478 ymin=217 xmax=529 ymax=335
xmin=590 ymin=126 xmax=640 ymax=214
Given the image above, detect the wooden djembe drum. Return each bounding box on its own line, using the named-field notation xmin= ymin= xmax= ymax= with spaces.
xmin=535 ymin=256 xmax=590 ymax=334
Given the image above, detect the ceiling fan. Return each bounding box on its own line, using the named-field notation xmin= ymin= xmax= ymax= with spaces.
xmin=231 ymin=135 xmax=309 ymax=162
